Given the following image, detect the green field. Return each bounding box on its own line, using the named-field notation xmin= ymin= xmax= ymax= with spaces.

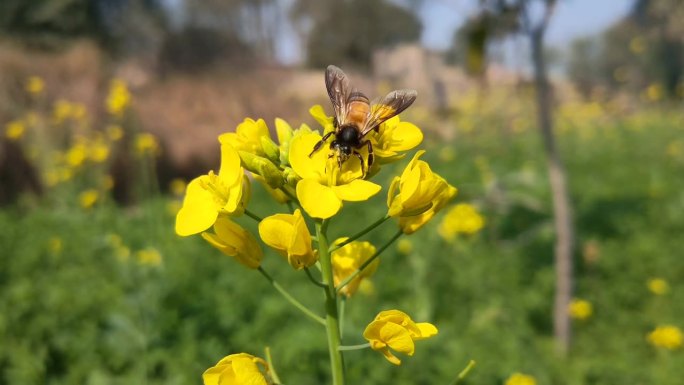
xmin=2 ymin=103 xmax=683 ymax=385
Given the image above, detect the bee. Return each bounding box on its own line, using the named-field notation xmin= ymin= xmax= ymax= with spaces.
xmin=309 ymin=65 xmax=417 ymax=176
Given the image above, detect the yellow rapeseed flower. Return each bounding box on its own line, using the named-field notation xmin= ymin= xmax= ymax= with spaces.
xmin=258 ymin=209 xmax=316 ymax=269
xmin=106 ymin=124 xmax=124 ymax=141
xmin=505 ymin=372 xmax=537 ymax=385
xmin=647 ymin=278 xmax=669 ymax=295
xmin=175 ymin=144 xmax=250 ymax=236
xmin=66 ymin=143 xmax=88 ymax=168
xmin=169 ymin=178 xmax=187 ymax=197
xmin=202 ymin=218 xmax=263 ymax=269
xmin=219 ymin=118 xmax=273 ymax=158
xmin=89 ymin=139 xmax=110 ymax=163
xmin=368 ymin=115 xmax=423 ymax=163
xmin=4 ymin=120 xmax=26 ymax=141
xmin=203 ymin=353 xmax=270 ymax=385
xmin=136 ymin=248 xmax=163 ymax=266
xmin=363 ymin=309 xmax=438 ymax=365
xmin=387 ymin=150 xmax=457 ymax=234
xmin=438 ymin=203 xmax=485 ymax=241
xmin=647 ymin=325 xmax=683 ymax=350
xmin=289 ymin=132 xmax=381 ymax=218
xmin=396 ymin=238 xmax=413 ymax=255
xmin=568 ymin=298 xmax=592 ymax=320
xmin=135 ymin=133 xmax=159 ymax=156
xmin=332 ymin=238 xmax=378 ymax=297
xmin=106 ymin=79 xmax=131 ymax=117
xmin=52 ymin=99 xmax=74 ymax=124
xmin=79 ymin=189 xmax=99 ymax=209
xmin=25 ymin=76 xmax=45 ymax=95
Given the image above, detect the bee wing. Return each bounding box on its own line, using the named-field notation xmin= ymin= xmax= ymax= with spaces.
xmin=361 ymin=89 xmax=417 ymax=136
xmin=325 ymin=65 xmax=352 ymax=127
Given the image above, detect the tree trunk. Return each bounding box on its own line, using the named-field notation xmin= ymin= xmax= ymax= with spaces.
xmin=530 ymin=27 xmax=574 ymax=356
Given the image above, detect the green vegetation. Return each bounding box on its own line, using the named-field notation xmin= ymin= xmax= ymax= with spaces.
xmin=2 ymin=103 xmax=682 ymax=384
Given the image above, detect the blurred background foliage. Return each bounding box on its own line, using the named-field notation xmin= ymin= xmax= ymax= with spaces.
xmin=1 ymin=0 xmax=683 ymax=384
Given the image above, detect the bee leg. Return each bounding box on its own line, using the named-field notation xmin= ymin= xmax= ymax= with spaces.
xmin=309 ymin=131 xmax=336 ymax=157
xmin=353 ymin=151 xmax=366 ymax=177
xmin=361 ymin=140 xmax=374 ymax=168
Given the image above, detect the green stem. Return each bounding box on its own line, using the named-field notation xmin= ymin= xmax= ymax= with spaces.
xmin=329 ymin=215 xmax=390 ymax=253
xmin=449 ymin=360 xmax=476 ymax=385
xmin=316 ymin=220 xmax=346 ymax=385
xmin=257 ymin=266 xmax=325 ymax=326
xmin=339 ymin=297 xmax=346 ymax=339
xmin=245 ymin=209 xmax=264 ymax=222
xmin=304 ymin=267 xmax=327 ymax=288
xmin=336 ymin=229 xmax=403 ymax=293
xmin=338 ymin=343 xmax=370 ymax=351
xmin=264 ymin=347 xmax=282 ymax=385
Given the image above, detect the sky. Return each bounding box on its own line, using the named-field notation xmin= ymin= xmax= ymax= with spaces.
xmin=418 ymin=0 xmax=635 ymax=51
xmin=161 ymin=0 xmax=636 ymax=66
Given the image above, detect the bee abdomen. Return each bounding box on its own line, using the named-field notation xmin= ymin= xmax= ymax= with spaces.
xmin=348 ymin=91 xmax=369 ymax=103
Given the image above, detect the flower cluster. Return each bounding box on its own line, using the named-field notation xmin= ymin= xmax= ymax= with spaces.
xmin=438 ymin=202 xmax=485 ymax=241
xmin=568 ymin=298 xmax=593 ymax=320
xmin=647 ymin=325 xmax=683 ymax=350
xmin=175 ymin=69 xmax=458 ymax=383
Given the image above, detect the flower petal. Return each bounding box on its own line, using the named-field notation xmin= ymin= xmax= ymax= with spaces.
xmin=289 ymin=133 xmax=327 ymax=181
xmin=258 ymin=214 xmax=295 ymax=256
xmin=175 ymin=178 xmax=219 ymax=236
xmin=380 ymin=322 xmax=416 ymax=355
xmin=415 ymin=322 xmax=439 ymax=339
xmin=297 ymin=179 xmax=342 ymax=218
xmin=332 ymin=179 xmax=381 ymax=202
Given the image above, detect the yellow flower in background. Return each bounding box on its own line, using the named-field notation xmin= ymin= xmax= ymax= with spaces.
xmin=25 ymin=76 xmax=45 ymax=95
xmin=202 ymin=218 xmax=263 ymax=269
xmin=388 ymin=150 xmax=457 ymax=234
xmin=203 ymin=353 xmax=270 ymax=385
xmin=106 ymin=124 xmax=124 ymax=141
xmin=369 ymin=116 xmax=423 ymax=163
xmin=363 ymin=309 xmax=438 ymax=365
xmin=48 ymin=237 xmax=63 ymax=255
xmin=645 ymin=83 xmax=663 ymax=102
xmin=169 ymin=178 xmax=187 ymax=196
xmin=52 ymin=99 xmax=74 ymax=124
xmin=505 ymin=372 xmax=537 ymax=385
xmin=4 ymin=120 xmax=25 ymax=141
xmin=438 ymin=203 xmax=485 ymax=241
xmin=89 ymin=139 xmax=110 ymax=163
xmin=290 ymin=132 xmax=381 ymax=218
xmin=396 ymin=238 xmax=413 ymax=255
xmin=219 ymin=118 xmax=273 ymax=157
xmin=66 ymin=142 xmax=88 ymax=168
xmin=136 ymin=248 xmax=163 ymax=266
xmin=647 ymin=325 xmax=683 ymax=350
xmin=647 ymin=278 xmax=669 ymax=295
xmin=79 ymin=189 xmax=99 ymax=209
xmin=175 ymin=144 xmax=250 ymax=236
xmin=568 ymin=298 xmax=592 ymax=320
xmin=135 ymin=133 xmax=160 ymax=156
xmin=107 ymin=78 xmax=131 ymax=117
xmin=332 ymin=238 xmax=378 ymax=297
xmin=258 ymin=209 xmax=316 ymax=269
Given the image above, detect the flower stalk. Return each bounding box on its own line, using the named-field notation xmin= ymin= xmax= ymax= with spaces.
xmin=257 ymin=266 xmax=325 ymax=326
xmin=316 ymin=220 xmax=346 ymax=385
xmin=329 ymin=215 xmax=390 ymax=253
